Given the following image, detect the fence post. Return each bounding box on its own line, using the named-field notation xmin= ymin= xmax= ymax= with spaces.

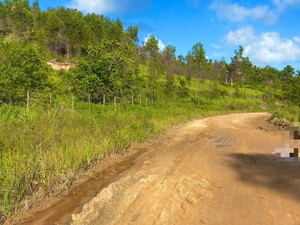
xmin=131 ymin=95 xmax=134 ymax=106
xmin=72 ymin=95 xmax=75 ymax=113
xmin=139 ymin=98 xmax=142 ymax=107
xmin=114 ymin=96 xmax=117 ymax=111
xmin=26 ymin=90 xmax=30 ymax=112
xmin=88 ymin=94 xmax=91 ymax=113
xmin=103 ymin=93 xmax=106 ymax=106
xmin=146 ymin=98 xmax=148 ymax=108
xmin=49 ymin=93 xmax=52 ymax=111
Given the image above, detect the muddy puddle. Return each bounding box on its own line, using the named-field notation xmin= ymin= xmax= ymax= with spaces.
xmin=20 ymin=150 xmax=142 ymax=225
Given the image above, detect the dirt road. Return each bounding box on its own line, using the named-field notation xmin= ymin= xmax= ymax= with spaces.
xmin=68 ymin=113 xmax=300 ymax=225
xmin=14 ymin=113 xmax=300 ymax=225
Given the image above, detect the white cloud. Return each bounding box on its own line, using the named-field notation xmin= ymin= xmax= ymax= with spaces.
xmin=210 ymin=2 xmax=278 ymax=24
xmin=293 ymin=36 xmax=300 ymax=44
xmin=273 ymin=0 xmax=300 ymax=11
xmin=69 ymin=0 xmax=119 ymax=13
xmin=225 ymin=27 xmax=256 ymax=45
xmin=188 ymin=0 xmax=201 ymax=7
xmin=225 ymin=27 xmax=300 ymax=65
xmin=212 ymin=44 xmax=221 ymax=49
xmin=211 ymin=0 xmax=300 ymax=24
xmin=69 ymin=0 xmax=149 ymax=14
xmin=144 ymin=34 xmax=166 ymax=52
xmin=213 ymin=52 xmax=227 ymax=58
xmin=158 ymin=40 xmax=166 ymax=52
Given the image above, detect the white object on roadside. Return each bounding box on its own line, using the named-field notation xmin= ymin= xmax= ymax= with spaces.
xmin=272 ymin=148 xmax=291 ymax=157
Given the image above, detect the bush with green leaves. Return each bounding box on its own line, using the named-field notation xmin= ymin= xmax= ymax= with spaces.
xmin=0 ymin=40 xmax=49 ymax=104
xmin=70 ymin=39 xmax=139 ymax=102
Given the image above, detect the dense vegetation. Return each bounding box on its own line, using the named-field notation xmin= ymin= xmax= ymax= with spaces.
xmin=0 ymin=0 xmax=299 ymax=220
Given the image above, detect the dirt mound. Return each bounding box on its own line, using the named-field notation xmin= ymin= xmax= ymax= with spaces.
xmin=47 ymin=60 xmax=75 ymax=71
xmin=271 ymin=117 xmax=290 ymax=129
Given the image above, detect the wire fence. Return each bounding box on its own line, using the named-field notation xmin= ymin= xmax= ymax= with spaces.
xmin=21 ymin=90 xmax=177 ymax=114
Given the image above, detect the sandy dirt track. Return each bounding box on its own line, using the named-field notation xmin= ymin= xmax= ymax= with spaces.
xmin=68 ymin=113 xmax=300 ymax=225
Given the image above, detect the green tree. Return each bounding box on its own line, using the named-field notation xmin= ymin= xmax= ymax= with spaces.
xmin=31 ymin=0 xmax=40 ymax=35
xmin=186 ymin=42 xmax=207 ymax=79
xmin=177 ymin=77 xmax=189 ymax=97
xmin=279 ymin=65 xmax=295 ymax=102
xmin=190 ymin=42 xmax=207 ymax=66
xmin=110 ymin=18 xmax=123 ymax=41
xmin=71 ymin=39 xmax=138 ymax=101
xmin=279 ymin=65 xmax=294 ymax=83
xmin=210 ymin=60 xmax=228 ymax=83
xmin=45 ymin=9 xmax=63 ymax=56
xmin=162 ymin=45 xmax=176 ymax=94
xmin=84 ymin=13 xmax=108 ymax=44
xmin=176 ymin=55 xmax=187 ymax=78
xmin=125 ymin=25 xmax=138 ymax=43
xmin=0 ymin=2 xmax=7 ymax=38
xmin=228 ymin=46 xmax=244 ymax=85
xmin=0 ymin=40 xmax=49 ymax=103
xmin=285 ymin=72 xmax=300 ymax=105
xmin=143 ymin=35 xmax=161 ymax=99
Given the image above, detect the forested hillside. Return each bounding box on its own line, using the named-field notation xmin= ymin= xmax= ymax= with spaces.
xmin=0 ymin=0 xmax=299 ymax=221
xmin=0 ymin=0 xmax=299 ymax=106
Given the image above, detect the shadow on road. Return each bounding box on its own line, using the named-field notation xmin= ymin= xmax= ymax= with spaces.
xmin=227 ymin=153 xmax=300 ymax=201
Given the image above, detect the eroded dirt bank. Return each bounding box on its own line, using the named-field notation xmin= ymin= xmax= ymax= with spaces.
xmin=12 ymin=113 xmax=300 ymax=225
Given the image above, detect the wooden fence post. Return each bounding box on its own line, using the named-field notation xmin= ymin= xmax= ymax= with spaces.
xmin=49 ymin=93 xmax=52 ymax=111
xmin=88 ymin=94 xmax=91 ymax=113
xmin=131 ymin=95 xmax=134 ymax=106
xmin=103 ymin=93 xmax=106 ymax=106
xmin=72 ymin=95 xmax=75 ymax=113
xmin=114 ymin=96 xmax=117 ymax=111
xmin=26 ymin=90 xmax=30 ymax=112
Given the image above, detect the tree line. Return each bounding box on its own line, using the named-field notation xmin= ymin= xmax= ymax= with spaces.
xmin=0 ymin=0 xmax=299 ymax=106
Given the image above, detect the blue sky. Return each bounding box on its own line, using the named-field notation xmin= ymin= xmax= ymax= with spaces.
xmin=34 ymin=0 xmax=300 ymax=69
